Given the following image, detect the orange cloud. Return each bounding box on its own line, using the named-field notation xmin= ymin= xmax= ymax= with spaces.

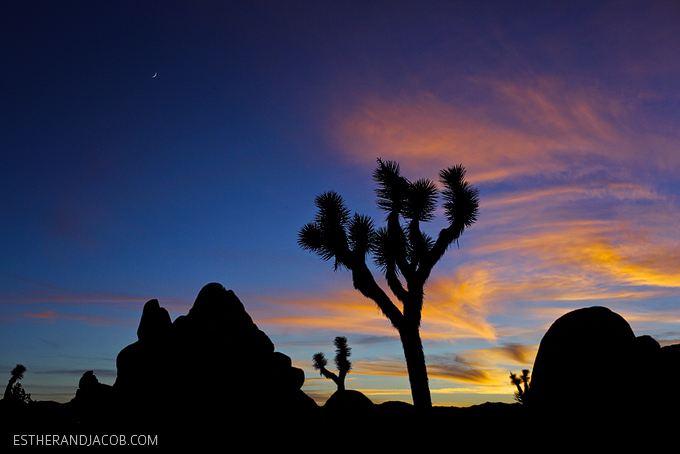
xmin=331 ymin=75 xmax=680 ymax=183
xmin=458 ymin=170 xmax=680 ymax=305
xmin=421 ymin=273 xmax=499 ymax=341
xmin=255 ymin=278 xmax=509 ymax=343
xmin=473 ymin=219 xmax=680 ymax=294
xmin=483 ymin=76 xmax=625 ymax=144
xmin=334 ymin=91 xmax=553 ymax=182
xmin=253 ymin=287 xmax=399 ymax=338
xmin=437 ymin=241 xmax=679 ymax=313
xmin=350 ymin=355 xmax=495 ymax=386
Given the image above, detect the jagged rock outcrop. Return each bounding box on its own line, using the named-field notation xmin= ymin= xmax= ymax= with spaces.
xmin=114 ymin=283 xmax=316 ymax=428
xmin=68 ymin=371 xmax=117 ymax=426
xmin=136 ymin=298 xmax=171 ymax=341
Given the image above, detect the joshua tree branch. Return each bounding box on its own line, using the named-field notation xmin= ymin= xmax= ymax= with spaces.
xmin=318 ymin=366 xmax=341 ymax=386
xmin=348 ymin=258 xmax=404 ymax=329
xmin=385 ymin=264 xmax=410 ymax=305
xmin=417 ymin=221 xmax=465 ymax=286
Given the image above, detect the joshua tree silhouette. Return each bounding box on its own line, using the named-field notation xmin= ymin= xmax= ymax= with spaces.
xmin=3 ymin=364 xmax=28 ymax=402
xmin=509 ymin=369 xmax=531 ymax=404
xmin=313 ymin=336 xmax=352 ymax=391
xmin=299 ymin=159 xmax=479 ymax=408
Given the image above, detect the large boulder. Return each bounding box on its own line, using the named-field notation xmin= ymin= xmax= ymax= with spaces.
xmin=529 ymin=306 xmax=636 ymax=414
xmin=323 ymin=389 xmax=374 ymax=412
xmin=529 ymin=306 xmax=680 ymax=422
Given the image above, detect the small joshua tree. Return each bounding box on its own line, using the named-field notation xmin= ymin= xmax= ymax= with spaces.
xmin=4 ymin=364 xmax=31 ymax=403
xmin=509 ymin=369 xmax=531 ymax=404
xmin=313 ymin=336 xmax=352 ymax=391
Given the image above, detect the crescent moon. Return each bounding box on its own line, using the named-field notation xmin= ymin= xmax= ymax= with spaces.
xmin=152 ymin=72 xmax=157 ymax=78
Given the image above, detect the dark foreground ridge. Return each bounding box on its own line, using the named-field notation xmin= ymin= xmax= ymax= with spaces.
xmin=2 ymin=284 xmax=679 ymax=448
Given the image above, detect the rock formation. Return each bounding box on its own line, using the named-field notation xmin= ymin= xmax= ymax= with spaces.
xmin=529 ymin=306 xmax=680 ymax=420
xmin=114 ymin=283 xmax=316 ymax=430
xmin=529 ymin=307 xmax=634 ymax=411
xmin=323 ymin=389 xmax=373 ymax=412
xmin=67 ymin=370 xmax=117 ymax=428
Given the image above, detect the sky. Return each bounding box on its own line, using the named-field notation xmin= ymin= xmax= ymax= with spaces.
xmin=1 ymin=0 xmax=679 ymax=407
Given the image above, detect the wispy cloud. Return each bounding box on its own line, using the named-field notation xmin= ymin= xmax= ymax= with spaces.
xmin=426 ymin=356 xmax=493 ymax=384
xmin=256 ymin=282 xmax=508 ymax=343
xmin=22 ymin=311 xmax=116 ymax=327
xmin=0 ymin=270 xmax=155 ymax=306
xmin=332 ymin=75 xmax=680 ymax=183
xmin=33 ymin=367 xmax=117 ymax=379
xmin=478 ymin=193 xmax=680 ymax=294
xmin=254 ymin=288 xmax=398 ymax=338
xmin=348 ymin=344 xmax=534 ymax=388
xmin=421 ymin=275 xmax=501 ymax=341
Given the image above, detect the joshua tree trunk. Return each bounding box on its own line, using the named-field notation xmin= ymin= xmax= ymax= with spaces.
xmin=319 ymin=366 xmax=345 ymax=391
xmin=3 ymin=376 xmax=17 ymax=400
xmin=336 ymin=377 xmax=346 ymax=392
xmin=337 ymin=370 xmax=347 ymax=391
xmin=400 ymin=322 xmax=431 ymax=408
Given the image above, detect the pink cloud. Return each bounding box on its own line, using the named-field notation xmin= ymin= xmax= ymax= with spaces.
xmin=23 ymin=311 xmax=115 ymax=327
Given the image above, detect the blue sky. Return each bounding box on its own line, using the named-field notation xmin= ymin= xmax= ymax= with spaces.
xmin=1 ymin=1 xmax=679 ymax=406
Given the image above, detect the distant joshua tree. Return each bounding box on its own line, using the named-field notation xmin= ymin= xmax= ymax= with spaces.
xmin=4 ymin=364 xmax=31 ymax=403
xmin=509 ymin=369 xmax=531 ymax=404
xmin=299 ymin=159 xmax=479 ymax=408
xmin=313 ymin=336 xmax=352 ymax=391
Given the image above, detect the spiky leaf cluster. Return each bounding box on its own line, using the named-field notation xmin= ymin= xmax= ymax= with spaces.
xmin=333 ymin=336 xmax=352 ymax=374
xmin=312 ymin=352 xmax=328 ymax=372
xmin=298 ymin=191 xmax=350 ymax=269
xmin=371 ymin=159 xmax=479 ymax=282
xmin=440 ymin=165 xmax=480 ymax=229
xmin=298 ymin=192 xmax=376 ymax=271
xmin=10 ymin=365 xmax=26 ymax=380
